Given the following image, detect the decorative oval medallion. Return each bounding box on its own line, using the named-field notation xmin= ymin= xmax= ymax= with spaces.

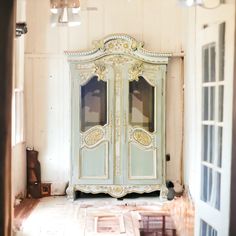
xmin=133 ymin=130 xmax=152 ymax=146
xmin=84 ymin=128 xmax=104 ymax=146
xmin=112 ymin=186 xmax=124 ymax=195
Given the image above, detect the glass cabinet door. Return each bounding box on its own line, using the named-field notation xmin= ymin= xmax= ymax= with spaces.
xmin=129 ymin=76 xmax=155 ymax=132
xmin=126 ymin=73 xmax=161 ymax=186
xmin=81 ymin=76 xmax=107 ymax=132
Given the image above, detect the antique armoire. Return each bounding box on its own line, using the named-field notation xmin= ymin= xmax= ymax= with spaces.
xmin=65 ymin=34 xmax=171 ymax=199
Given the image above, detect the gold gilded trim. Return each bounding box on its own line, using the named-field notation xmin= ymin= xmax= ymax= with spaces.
xmin=133 ymin=130 xmax=152 ymax=146
xmin=94 ymin=63 xmax=107 ymax=81
xmin=129 ymin=63 xmax=143 ymax=81
xmin=84 ymin=128 xmax=104 ymax=146
xmin=73 ymin=184 xmax=161 ymax=198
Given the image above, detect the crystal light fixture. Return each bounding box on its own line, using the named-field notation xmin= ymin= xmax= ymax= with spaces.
xmin=178 ymin=0 xmax=203 ymax=6
xmin=50 ymin=0 xmax=81 ymax=27
xmin=178 ymin=0 xmax=222 ymax=8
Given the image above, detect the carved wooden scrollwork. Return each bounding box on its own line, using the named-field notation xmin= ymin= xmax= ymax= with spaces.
xmin=103 ymin=55 xmax=133 ymax=65
xmin=78 ymin=71 xmax=95 ymax=85
xmin=74 ymin=184 xmax=162 ymax=198
xmin=94 ymin=63 xmax=107 ymax=81
xmin=93 ymin=39 xmax=105 ymax=51
xmin=131 ymin=39 xmax=144 ymax=51
xmin=77 ymin=63 xmax=107 ymax=85
xmin=65 ymin=34 xmax=171 ymax=64
xmin=129 ymin=63 xmax=143 ymax=81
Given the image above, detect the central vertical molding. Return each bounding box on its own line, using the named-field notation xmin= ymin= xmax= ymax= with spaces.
xmin=114 ymin=67 xmax=122 ymax=177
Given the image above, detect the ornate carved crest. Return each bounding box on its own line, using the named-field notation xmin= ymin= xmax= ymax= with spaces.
xmin=65 ymin=34 xmax=171 ymax=64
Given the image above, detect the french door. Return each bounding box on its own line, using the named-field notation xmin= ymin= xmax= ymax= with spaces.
xmin=195 ymin=5 xmax=234 ymax=236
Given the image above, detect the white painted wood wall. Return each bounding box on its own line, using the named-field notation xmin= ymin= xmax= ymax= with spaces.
xmin=12 ymin=0 xmax=27 ymax=200
xmin=24 ymin=0 xmax=186 ymax=193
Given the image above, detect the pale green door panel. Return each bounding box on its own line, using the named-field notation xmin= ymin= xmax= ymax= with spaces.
xmin=123 ymin=63 xmax=165 ymax=185
xmin=129 ymin=143 xmax=157 ymax=178
xmin=80 ymin=142 xmax=108 ymax=178
xmin=70 ymin=63 xmax=115 ymax=185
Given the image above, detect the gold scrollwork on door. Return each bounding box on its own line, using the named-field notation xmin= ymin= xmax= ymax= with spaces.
xmin=84 ymin=128 xmax=104 ymax=146
xmin=133 ymin=130 xmax=152 ymax=146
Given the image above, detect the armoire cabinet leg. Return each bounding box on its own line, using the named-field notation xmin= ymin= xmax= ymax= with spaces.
xmin=66 ymin=185 xmax=76 ymax=201
xmin=160 ymin=184 xmax=168 ymax=201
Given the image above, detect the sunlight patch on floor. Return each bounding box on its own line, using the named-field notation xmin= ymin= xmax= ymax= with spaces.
xmin=15 ymin=196 xmax=164 ymax=236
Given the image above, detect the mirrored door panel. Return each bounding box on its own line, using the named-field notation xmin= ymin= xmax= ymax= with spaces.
xmin=129 ymin=76 xmax=155 ymax=132
xmin=81 ymin=76 xmax=107 ymax=132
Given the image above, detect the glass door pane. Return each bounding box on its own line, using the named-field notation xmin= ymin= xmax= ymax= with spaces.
xmin=129 ymin=76 xmax=154 ymax=132
xmin=81 ymin=76 xmax=107 ymax=132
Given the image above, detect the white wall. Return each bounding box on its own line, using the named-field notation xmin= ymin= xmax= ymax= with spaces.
xmin=25 ymin=0 xmax=186 ymax=190
xmin=12 ymin=0 xmax=26 ymax=201
xmin=183 ymin=7 xmax=197 ymax=199
xmin=12 ymin=0 xmax=27 ymax=200
xmin=12 ymin=143 xmax=26 ymax=199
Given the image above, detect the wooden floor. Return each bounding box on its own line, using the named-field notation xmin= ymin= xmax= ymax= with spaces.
xmin=14 ymin=198 xmax=40 ymax=231
xmin=163 ymin=195 xmax=195 ymax=236
xmin=13 ymin=196 xmax=194 ymax=236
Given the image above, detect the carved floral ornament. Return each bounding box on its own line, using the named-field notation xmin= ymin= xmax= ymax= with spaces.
xmin=77 ymin=63 xmax=107 ymax=85
xmin=129 ymin=63 xmax=143 ymax=81
xmin=94 ymin=63 xmax=107 ymax=81
xmin=103 ymin=55 xmax=133 ymax=65
xmin=93 ymin=37 xmax=144 ymax=53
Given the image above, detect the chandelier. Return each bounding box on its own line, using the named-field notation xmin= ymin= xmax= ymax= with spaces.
xmin=178 ymin=0 xmax=222 ymax=8
xmin=50 ymin=0 xmax=81 ymax=27
xmin=178 ymin=0 xmax=203 ymax=6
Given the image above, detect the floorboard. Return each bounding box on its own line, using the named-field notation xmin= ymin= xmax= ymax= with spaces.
xmin=14 ymin=198 xmax=40 ymax=230
xmin=13 ymin=195 xmax=194 ymax=236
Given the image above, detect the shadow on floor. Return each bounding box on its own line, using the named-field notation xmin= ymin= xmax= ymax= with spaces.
xmin=75 ymin=191 xmax=160 ymax=200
